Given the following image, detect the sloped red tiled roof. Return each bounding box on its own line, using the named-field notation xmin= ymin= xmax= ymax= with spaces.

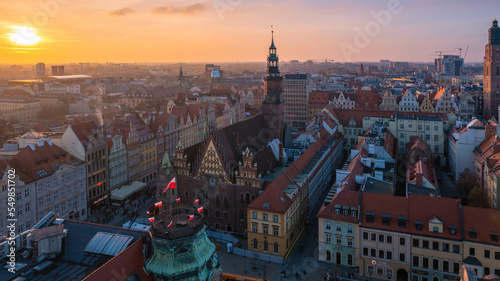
xmin=71 ymin=120 xmax=98 ymax=143
xmin=462 ymin=205 xmax=500 ymax=246
xmin=249 ymin=131 xmax=342 ymax=213
xmin=8 ymin=141 xmax=84 ymax=183
xmin=317 ymin=189 xmax=359 ymax=222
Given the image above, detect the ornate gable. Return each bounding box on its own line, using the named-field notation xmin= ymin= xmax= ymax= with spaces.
xmin=195 ymin=135 xmax=230 ymax=182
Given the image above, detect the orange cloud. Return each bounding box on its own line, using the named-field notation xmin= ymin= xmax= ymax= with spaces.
xmin=150 ymin=2 xmax=210 ymax=15
xmin=109 ymin=7 xmax=136 ymax=16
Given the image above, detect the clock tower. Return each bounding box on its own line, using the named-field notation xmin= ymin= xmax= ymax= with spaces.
xmin=262 ymin=30 xmax=285 ymax=143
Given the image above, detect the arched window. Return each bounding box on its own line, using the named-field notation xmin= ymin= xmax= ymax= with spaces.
xmin=245 ymin=192 xmax=250 ymax=202
xmin=184 ymin=191 xmax=189 ymax=197
xmin=251 ymin=195 xmax=255 ymax=201
xmin=347 ymin=254 xmax=353 ymax=265
xmin=215 ymin=193 xmax=221 ymax=204
xmin=240 ymin=193 xmax=244 ymax=202
xmin=239 ymin=210 xmax=244 ymax=220
xmin=326 ymin=250 xmax=332 ymax=261
xmin=223 ymin=194 xmax=229 ymax=204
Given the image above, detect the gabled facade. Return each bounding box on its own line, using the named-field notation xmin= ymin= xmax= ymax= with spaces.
xmin=398 ymin=90 xmax=419 ymax=112
xmin=52 ymin=121 xmax=109 ymax=214
xmin=433 ymin=88 xmax=458 ymax=113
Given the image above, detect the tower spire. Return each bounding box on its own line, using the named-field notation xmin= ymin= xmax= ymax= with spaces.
xmin=179 ymin=64 xmax=184 ymax=80
xmin=270 ymin=25 xmax=276 ymax=49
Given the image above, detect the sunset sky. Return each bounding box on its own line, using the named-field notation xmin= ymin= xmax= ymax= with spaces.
xmin=0 ymin=0 xmax=499 ymax=64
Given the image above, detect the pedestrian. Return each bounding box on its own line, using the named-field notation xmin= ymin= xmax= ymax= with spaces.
xmin=296 ymin=272 xmax=299 ymax=280
xmin=303 ymin=270 xmax=306 ymax=276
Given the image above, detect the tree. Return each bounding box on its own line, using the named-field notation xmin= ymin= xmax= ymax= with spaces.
xmin=455 ymin=168 xmax=480 ymax=203
xmin=467 ymin=186 xmax=492 ymax=209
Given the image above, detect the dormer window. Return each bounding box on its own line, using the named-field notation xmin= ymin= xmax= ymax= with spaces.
xmin=343 ymin=209 xmax=349 ymax=216
xmin=366 ymin=211 xmax=374 ymax=223
xmin=397 ymin=216 xmax=407 ymax=228
xmin=469 ymin=229 xmax=477 ymax=239
xmin=449 ymin=226 xmax=457 ymax=235
xmin=415 ymin=221 xmax=423 ymax=231
xmin=351 ymin=210 xmax=357 ymax=217
xmin=334 ymin=204 xmax=341 ymax=215
xmin=490 ymin=232 xmax=498 ymax=242
xmin=382 ymin=214 xmax=391 ymax=226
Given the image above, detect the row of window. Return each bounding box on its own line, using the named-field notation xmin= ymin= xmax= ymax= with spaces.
xmin=326 ymin=221 xmax=353 ymax=233
xmin=325 ymin=234 xmax=353 ymax=247
xmin=252 ymin=239 xmax=279 ymax=253
xmin=252 ymin=212 xmax=279 ymax=222
xmin=468 ymin=247 xmax=500 ymax=260
xmin=362 ymin=247 xmax=403 ymax=261
xmin=252 ymin=224 xmax=280 ymax=236
xmin=412 ymin=255 xmax=460 ymax=274
xmin=362 ymin=232 xmax=394 ymax=244
xmin=413 ymin=239 xmax=460 ymax=253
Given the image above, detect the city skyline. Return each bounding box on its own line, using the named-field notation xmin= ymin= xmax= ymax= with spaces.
xmin=0 ymin=0 xmax=499 ymax=64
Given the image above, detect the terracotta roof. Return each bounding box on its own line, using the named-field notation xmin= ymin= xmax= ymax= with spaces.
xmin=317 ymin=189 xmax=359 ymax=223
xmin=249 ymin=131 xmax=341 ymax=213
xmin=462 ymin=206 xmax=500 ymax=246
xmin=361 ymin=193 xmax=462 ymax=239
xmin=308 ymin=91 xmax=331 ymax=105
xmin=8 ymin=141 xmax=84 ymax=183
xmin=71 ymin=120 xmax=98 ymax=144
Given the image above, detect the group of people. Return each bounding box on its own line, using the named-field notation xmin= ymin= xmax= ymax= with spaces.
xmin=325 ymin=269 xmax=356 ymax=281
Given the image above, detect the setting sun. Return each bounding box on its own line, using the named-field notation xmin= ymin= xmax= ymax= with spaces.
xmin=8 ymin=26 xmax=41 ymax=46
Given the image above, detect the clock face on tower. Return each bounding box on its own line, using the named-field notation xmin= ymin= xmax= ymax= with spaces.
xmin=266 ymin=95 xmax=276 ymax=103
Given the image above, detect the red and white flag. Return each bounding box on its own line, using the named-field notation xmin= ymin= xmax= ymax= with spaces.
xmin=176 ymin=197 xmax=180 ymax=203
xmin=154 ymin=201 xmax=162 ymax=207
xmin=194 ymin=199 xmax=199 ymax=204
xmin=189 ymin=215 xmax=194 ymax=221
xmin=167 ymin=221 xmax=173 ymax=228
xmin=162 ymin=177 xmax=176 ymax=193
xmin=148 ymin=217 xmax=155 ymax=223
xmin=197 ymin=206 xmax=203 ymax=214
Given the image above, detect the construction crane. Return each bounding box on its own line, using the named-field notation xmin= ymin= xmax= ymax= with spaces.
xmin=310 ymin=58 xmax=335 ymax=68
xmin=435 ymin=50 xmax=454 ymax=59
xmin=455 ymin=48 xmax=463 ymax=57
xmin=463 ymin=45 xmax=469 ymax=61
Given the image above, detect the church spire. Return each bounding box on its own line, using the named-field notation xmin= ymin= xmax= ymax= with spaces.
xmin=179 ymin=64 xmax=184 ymax=80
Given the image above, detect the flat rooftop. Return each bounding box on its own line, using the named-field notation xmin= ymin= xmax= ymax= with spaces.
xmin=0 ymin=220 xmax=146 ymax=281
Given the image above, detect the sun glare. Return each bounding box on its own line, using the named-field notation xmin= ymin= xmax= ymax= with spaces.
xmin=8 ymin=26 xmax=42 ymax=46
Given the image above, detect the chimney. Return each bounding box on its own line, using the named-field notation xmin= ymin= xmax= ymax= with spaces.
xmin=416 ymin=172 xmax=423 ymax=187
xmin=485 ymin=122 xmax=497 ymax=139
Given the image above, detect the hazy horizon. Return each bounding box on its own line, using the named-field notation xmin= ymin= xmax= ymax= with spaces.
xmin=1 ymin=0 xmax=498 ymax=64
